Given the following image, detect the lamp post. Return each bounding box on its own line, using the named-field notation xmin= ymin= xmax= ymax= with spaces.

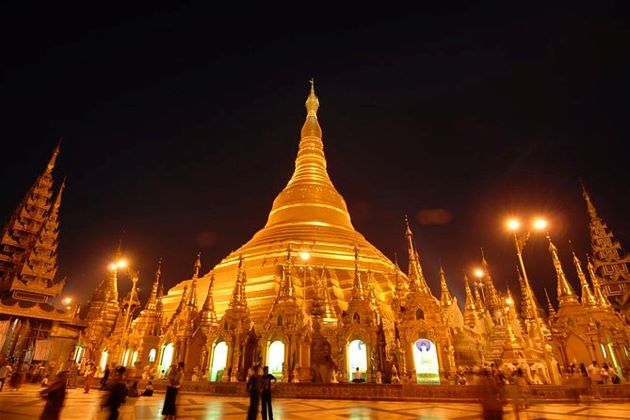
xmin=506 ymin=217 xmax=560 ymax=384
xmin=109 ymin=258 xmax=138 ymax=366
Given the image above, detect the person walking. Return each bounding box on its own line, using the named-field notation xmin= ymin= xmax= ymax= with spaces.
xmin=102 ymin=367 xmax=127 ymax=420
xmin=9 ymin=364 xmax=24 ymax=390
xmin=162 ymin=362 xmax=184 ymax=420
xmin=100 ymin=365 xmax=111 ymax=390
xmin=83 ymin=363 xmax=95 ymax=393
xmin=246 ymin=365 xmax=262 ymax=420
xmin=261 ymin=366 xmax=276 ymax=420
xmin=39 ymin=371 xmax=68 ymax=420
xmin=0 ymin=363 xmax=12 ymax=391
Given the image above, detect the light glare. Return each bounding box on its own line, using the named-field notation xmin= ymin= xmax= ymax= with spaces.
xmin=299 ymin=251 xmax=311 ymax=262
xmin=474 ymin=269 xmax=484 ymax=278
xmin=533 ymin=218 xmax=548 ymax=231
xmin=507 ymin=219 xmax=520 ymax=231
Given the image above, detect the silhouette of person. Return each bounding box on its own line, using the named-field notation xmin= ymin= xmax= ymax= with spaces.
xmin=102 ymin=367 xmax=127 ymax=420
xmin=261 ymin=366 xmax=277 ymax=420
xmin=40 ymin=370 xmax=68 ymax=420
xmin=247 ymin=365 xmax=262 ymax=420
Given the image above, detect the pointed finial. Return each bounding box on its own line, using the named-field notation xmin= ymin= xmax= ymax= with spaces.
xmin=52 ymin=178 xmax=66 ymax=210
xmin=156 ymin=258 xmax=162 ymax=280
xmin=547 ymin=234 xmax=579 ymax=306
xmin=580 ymin=180 xmax=599 ymax=218
xmin=544 ymin=288 xmax=557 ymax=317
xmin=193 ymin=252 xmax=202 ymax=278
xmin=47 ymin=141 xmax=61 ymax=172
xmin=305 ymin=78 xmax=319 ymax=117
xmin=404 ymin=214 xmax=413 ymax=236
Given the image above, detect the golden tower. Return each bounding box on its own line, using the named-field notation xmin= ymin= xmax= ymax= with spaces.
xmin=163 ymin=81 xmax=398 ymax=324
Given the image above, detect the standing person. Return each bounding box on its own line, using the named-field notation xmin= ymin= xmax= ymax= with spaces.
xmin=587 ymin=361 xmax=602 ymax=383
xmin=0 ymin=363 xmax=12 ymax=391
xmin=102 ymin=367 xmax=127 ymax=420
xmin=100 ymin=365 xmax=111 ymax=390
xmin=261 ymin=366 xmax=276 ymax=420
xmin=162 ymin=362 xmax=184 ymax=420
xmin=83 ymin=363 xmax=95 ymax=393
xmin=39 ymin=371 xmax=68 ymax=420
xmin=9 ymin=364 xmax=24 ymax=390
xmin=246 ymin=365 xmax=262 ymax=420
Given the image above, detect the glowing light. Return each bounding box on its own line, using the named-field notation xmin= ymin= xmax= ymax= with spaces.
xmin=108 ymin=263 xmax=117 ymax=271
xmin=533 ymin=218 xmax=548 ymax=231
xmin=507 ymin=219 xmax=521 ymax=231
xmin=473 ymin=269 xmax=484 ymax=278
xmin=506 ymin=296 xmax=514 ymax=306
xmin=299 ymin=251 xmax=310 ymax=262
xmin=116 ymin=259 xmax=128 ymax=268
xmin=62 ymin=297 xmax=72 ymax=305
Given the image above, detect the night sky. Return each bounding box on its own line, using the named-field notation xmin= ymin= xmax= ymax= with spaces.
xmin=1 ymin=3 xmax=628 ymax=308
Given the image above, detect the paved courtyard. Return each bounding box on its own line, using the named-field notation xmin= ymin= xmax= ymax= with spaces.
xmin=0 ymin=384 xmax=628 ymax=419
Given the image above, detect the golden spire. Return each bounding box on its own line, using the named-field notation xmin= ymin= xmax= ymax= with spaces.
xmin=279 ymin=245 xmax=295 ymax=299
xmin=463 ymin=275 xmax=480 ymax=328
xmin=517 ymin=265 xmax=535 ymax=320
xmin=47 ymin=141 xmax=61 ymax=173
xmin=261 ymin=80 xmax=354 ymax=232
xmin=229 ymin=254 xmax=248 ymax=309
xmin=587 ymin=255 xmax=612 ymax=309
xmin=547 ymin=235 xmax=579 ymax=306
xmin=404 ymin=216 xmax=430 ymax=294
xmin=439 ymin=266 xmax=453 ymax=306
xmin=187 ymin=270 xmax=198 ymax=310
xmin=352 ymin=244 xmax=366 ymax=300
xmin=572 ymin=250 xmax=596 ymax=307
xmin=144 ymin=258 xmax=161 ymax=310
xmin=544 ymin=288 xmax=557 ymax=318
xmin=193 ymin=252 xmax=202 ymax=278
xmin=200 ymin=273 xmax=217 ymax=327
xmin=480 ymin=248 xmax=501 ymax=310
xmin=305 ymin=78 xmax=319 ymax=118
xmin=581 ymin=181 xmax=599 ymax=219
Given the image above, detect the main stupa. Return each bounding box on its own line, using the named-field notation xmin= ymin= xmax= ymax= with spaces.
xmin=162 ymin=81 xmax=400 ymax=324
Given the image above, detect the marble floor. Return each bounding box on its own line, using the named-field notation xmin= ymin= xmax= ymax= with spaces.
xmin=0 ymin=384 xmax=628 ymax=419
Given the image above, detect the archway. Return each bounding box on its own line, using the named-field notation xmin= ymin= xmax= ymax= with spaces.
xmin=122 ymin=349 xmax=131 ymax=366
xmin=412 ymin=339 xmax=440 ymax=384
xmin=347 ymin=339 xmax=367 ymax=382
xmin=267 ymin=340 xmax=285 ymax=380
xmin=131 ymin=350 xmax=138 ymax=366
xmin=99 ymin=350 xmax=109 ymax=373
xmin=148 ymin=348 xmax=157 ymax=363
xmin=159 ymin=343 xmax=174 ymax=374
xmin=210 ymin=341 xmax=228 ymax=382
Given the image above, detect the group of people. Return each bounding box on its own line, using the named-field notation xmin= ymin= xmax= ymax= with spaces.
xmin=246 ymin=365 xmax=277 ymax=420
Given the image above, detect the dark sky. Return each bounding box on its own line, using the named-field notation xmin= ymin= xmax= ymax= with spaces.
xmin=1 ymin=2 xmax=629 ymax=308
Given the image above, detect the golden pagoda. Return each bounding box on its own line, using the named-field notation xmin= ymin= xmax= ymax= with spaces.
xmin=163 ymin=81 xmax=398 ymax=326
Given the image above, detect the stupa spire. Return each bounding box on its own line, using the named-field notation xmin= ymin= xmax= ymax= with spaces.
xmin=0 ymin=144 xmax=60 ymax=289
xmin=404 ymin=215 xmax=430 ymax=294
xmin=229 ymin=254 xmax=247 ymax=309
xmin=439 ymin=266 xmax=453 ymax=306
xmin=544 ymin=288 xmax=557 ymax=318
xmin=480 ymin=248 xmax=501 ymax=310
xmin=587 ymin=256 xmax=612 ymax=309
xmin=193 ymin=252 xmax=202 ymax=278
xmin=581 ymin=182 xmax=630 ymax=296
xmin=463 ymin=275 xmax=480 ymax=328
xmin=279 ymin=245 xmax=295 ymax=299
xmin=144 ymin=258 xmax=161 ymax=311
xmin=547 ymin=235 xmax=578 ymax=306
xmin=200 ymin=273 xmax=218 ymax=327
xmin=572 ymin=250 xmax=596 ymax=307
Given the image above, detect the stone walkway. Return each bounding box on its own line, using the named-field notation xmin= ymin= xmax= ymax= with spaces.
xmin=0 ymin=384 xmax=628 ymax=419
